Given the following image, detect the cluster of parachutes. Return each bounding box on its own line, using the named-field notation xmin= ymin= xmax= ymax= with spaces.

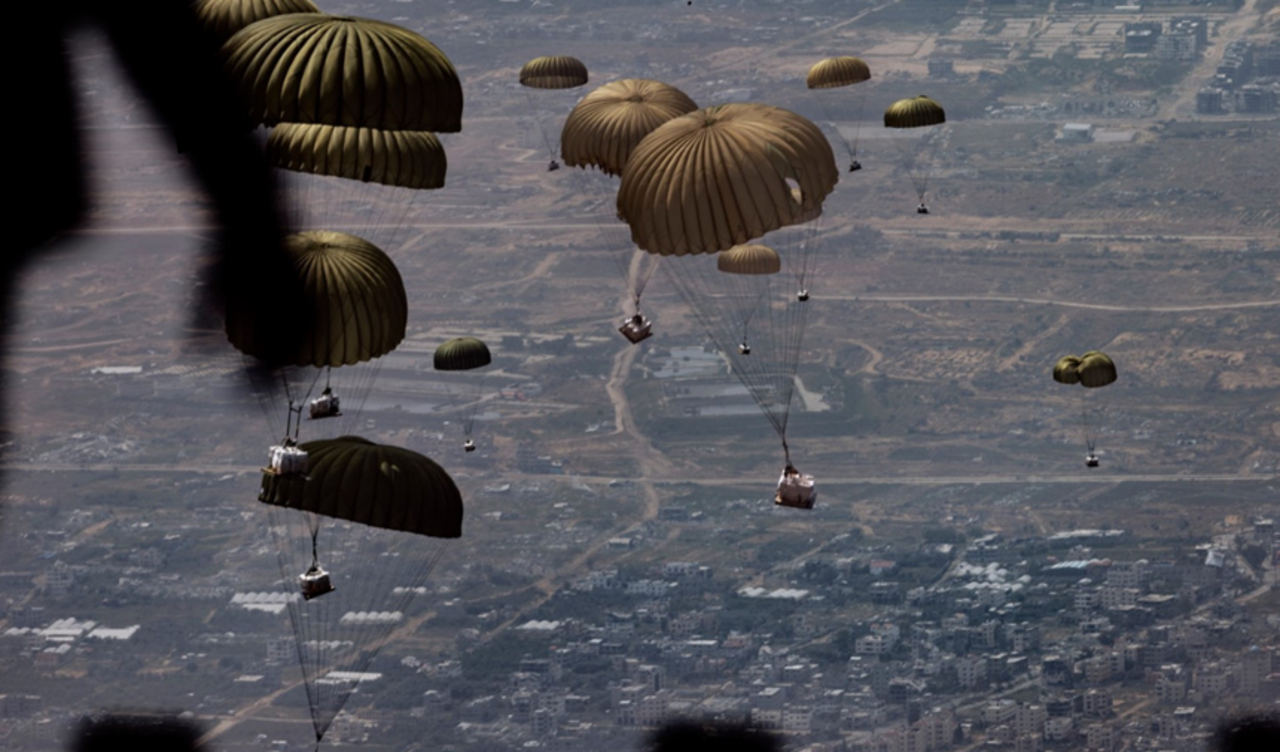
xmin=195 ymin=2 xmax=492 ymax=743
xmin=515 ymin=53 xmax=952 ymax=497
xmin=805 ymin=56 xmax=947 ymax=211
xmin=1054 ymin=351 xmax=1119 ymax=464
xmin=519 ymin=51 xmax=842 ymax=498
xmin=188 ymin=3 xmax=1116 ymax=736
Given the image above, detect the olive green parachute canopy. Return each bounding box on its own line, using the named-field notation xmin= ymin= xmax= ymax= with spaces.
xmin=193 ymin=0 xmax=319 ymax=45
xmin=717 ymin=244 xmax=781 ymax=275
xmin=267 ymin=123 xmax=447 ymax=189
xmin=259 ymin=436 xmax=462 ymax=538
xmin=806 ymin=56 xmax=871 ymax=89
xmin=561 ymin=79 xmax=699 ymax=177
xmin=1054 ymin=352 xmax=1117 ymax=388
xmin=1077 ymin=351 xmax=1117 ymax=388
xmin=617 ymin=103 xmax=838 ymax=257
xmin=434 ymin=337 xmax=492 ymax=372
xmin=225 ymin=230 xmax=408 ymax=367
xmin=519 ymin=56 xmax=589 ymax=90
xmin=1052 ymin=355 xmax=1082 ymax=385
xmin=221 ymin=14 xmax=463 ymax=131
xmin=884 ymin=95 xmax=946 ymax=128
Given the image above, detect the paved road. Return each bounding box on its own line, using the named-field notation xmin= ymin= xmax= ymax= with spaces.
xmin=819 ymin=293 xmax=1279 ymax=313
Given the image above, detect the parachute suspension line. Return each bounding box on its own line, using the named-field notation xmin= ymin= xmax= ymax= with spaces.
xmin=308 ymin=513 xmax=322 ymax=569
xmin=338 ymin=356 xmax=385 ymax=437
xmin=659 ymin=252 xmax=808 ymax=446
xmin=461 ymin=373 xmax=487 ymax=438
xmin=848 ymin=86 xmax=868 ymax=162
xmin=817 ymin=98 xmax=855 ymax=163
xmin=523 ymin=88 xmax=562 ymax=167
xmin=267 ymin=505 xmax=452 ymax=744
xmin=564 ymin=167 xmax=650 ymax=313
xmin=892 ymin=126 xmax=946 ymax=204
xmin=785 ymin=214 xmax=824 ymax=297
xmin=1081 ymin=394 xmax=1105 ymax=454
xmin=633 ymin=253 xmax=661 ymax=308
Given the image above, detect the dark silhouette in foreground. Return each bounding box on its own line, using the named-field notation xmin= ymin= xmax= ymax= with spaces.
xmin=5 ymin=2 xmax=307 ymax=482
xmin=70 ymin=713 xmax=207 ymax=752
xmin=1212 ymin=713 xmax=1280 ymax=752
xmin=647 ymin=720 xmax=781 ymax=752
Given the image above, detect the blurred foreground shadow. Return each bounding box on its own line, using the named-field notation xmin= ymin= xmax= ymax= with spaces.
xmin=4 ymin=2 xmax=306 ymax=489
xmin=70 ymin=713 xmax=207 ymax=752
xmin=647 ymin=720 xmax=782 ymax=752
xmin=1212 ymin=712 xmax=1280 ymax=751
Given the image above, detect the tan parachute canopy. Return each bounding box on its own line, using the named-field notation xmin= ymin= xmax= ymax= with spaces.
xmin=519 ymin=56 xmax=589 ymax=90
xmin=806 ymin=56 xmax=871 ymax=89
xmin=884 ymin=95 xmax=946 ymax=128
xmin=1054 ymin=352 xmax=1117 ymax=388
xmin=717 ymin=244 xmax=781 ymax=275
xmin=193 ymin=0 xmax=319 ymax=44
xmin=1077 ymin=351 xmax=1118 ymax=388
xmin=267 ymin=123 xmax=446 ymax=189
xmin=221 ymin=14 xmax=463 ymax=131
xmin=226 ymin=230 xmax=408 ymax=367
xmin=1052 ymin=355 xmax=1082 ymax=385
xmin=617 ymin=103 xmax=838 ymax=257
xmin=561 ymin=79 xmax=699 ymax=177
xmin=259 ymin=435 xmax=462 ymax=538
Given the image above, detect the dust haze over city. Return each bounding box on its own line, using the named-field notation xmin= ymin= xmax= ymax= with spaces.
xmin=1 ymin=1 xmax=1277 ymax=751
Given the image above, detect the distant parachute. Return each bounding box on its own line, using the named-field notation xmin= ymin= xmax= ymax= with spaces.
xmin=560 ymin=78 xmax=698 ymax=335
xmin=192 ymin=0 xmax=319 ymax=44
xmin=883 ymin=95 xmax=947 ymax=129
xmin=519 ymin=55 xmax=589 ymax=171
xmin=519 ymin=55 xmax=589 ymax=90
xmin=883 ymin=95 xmax=946 ymax=213
xmin=259 ymin=435 xmax=461 ymax=743
xmin=806 ymin=56 xmax=871 ymax=172
xmin=1053 ymin=351 xmax=1117 ymax=466
xmin=221 ymin=14 xmax=463 ymax=132
xmin=434 ymin=338 xmax=493 ymax=451
xmin=807 ymin=56 xmax=872 ymax=89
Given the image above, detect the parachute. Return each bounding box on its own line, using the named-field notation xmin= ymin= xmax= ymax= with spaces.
xmin=883 ymin=95 xmax=946 ymax=213
xmin=265 ymin=122 xmax=448 ymax=248
xmin=433 ymin=337 xmax=494 ymax=452
xmin=519 ymin=55 xmax=590 ymax=90
xmin=560 ymin=79 xmax=699 ymax=336
xmin=259 ymin=435 xmax=462 ymax=743
xmin=225 ymin=230 xmax=407 ymax=443
xmin=618 ymin=104 xmax=837 ymax=496
xmin=221 ymin=13 xmax=463 ymax=132
xmin=192 ymin=0 xmax=319 ymax=44
xmin=806 ymin=56 xmax=872 ymax=172
xmin=221 ymin=13 xmax=460 ymax=250
xmin=562 ymin=79 xmax=699 ymax=178
xmin=617 ymin=103 xmax=837 ymax=258
xmin=519 ymin=55 xmax=589 ymax=170
xmin=1053 ymin=351 xmax=1117 ymax=466
xmin=267 ymin=124 xmax=447 ymax=191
